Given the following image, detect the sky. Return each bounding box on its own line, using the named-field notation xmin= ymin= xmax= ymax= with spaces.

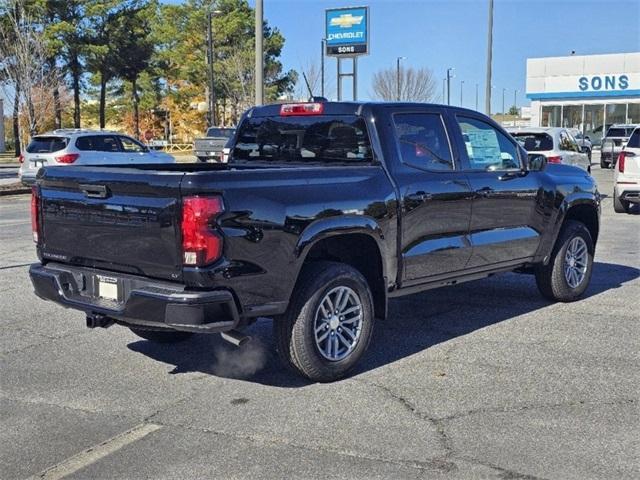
xmin=255 ymin=0 xmax=640 ymax=111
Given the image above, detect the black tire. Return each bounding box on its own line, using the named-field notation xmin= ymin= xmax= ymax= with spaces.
xmin=535 ymin=220 xmax=594 ymax=302
xmin=274 ymin=261 xmax=375 ymax=382
xmin=587 ymin=165 xmax=591 ymax=174
xmin=613 ymin=193 xmax=630 ymax=213
xmin=129 ymin=327 xmax=193 ymax=343
xmin=197 ymin=156 xmax=208 ymax=163
xmin=600 ymin=159 xmax=608 ymax=169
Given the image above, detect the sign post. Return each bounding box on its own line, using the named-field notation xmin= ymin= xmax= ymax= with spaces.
xmin=325 ymin=6 xmax=369 ymax=101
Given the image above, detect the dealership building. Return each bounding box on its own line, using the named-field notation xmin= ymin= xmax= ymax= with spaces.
xmin=526 ymin=52 xmax=640 ymax=144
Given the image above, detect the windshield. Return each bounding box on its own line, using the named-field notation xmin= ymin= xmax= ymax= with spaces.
xmin=231 ymin=115 xmax=373 ymax=164
xmin=512 ymin=132 xmax=554 ymax=152
xmin=606 ymin=127 xmax=635 ymax=138
xmin=26 ymin=136 xmax=69 ymax=154
xmin=206 ymin=128 xmax=235 ymax=138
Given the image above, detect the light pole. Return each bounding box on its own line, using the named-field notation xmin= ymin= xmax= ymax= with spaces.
xmin=206 ymin=5 xmax=222 ymax=126
xmin=442 ymin=78 xmax=446 ymax=104
xmin=446 ymin=67 xmax=454 ymax=106
xmin=321 ymin=39 xmax=325 ymax=98
xmin=475 ymin=83 xmax=479 ymax=111
xmin=502 ymin=87 xmax=506 ymax=116
xmin=396 ymin=57 xmax=406 ymax=101
xmin=255 ymin=0 xmax=263 ymax=105
xmin=485 ymin=0 xmax=494 ymax=115
xmin=460 ymin=80 xmax=464 ymax=107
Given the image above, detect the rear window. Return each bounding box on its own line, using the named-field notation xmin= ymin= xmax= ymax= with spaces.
xmin=231 ymin=115 xmax=373 ymax=164
xmin=26 ymin=136 xmax=68 ymax=153
xmin=606 ymin=127 xmax=634 ymax=138
xmin=206 ymin=128 xmax=235 ymax=138
xmin=512 ymin=133 xmax=554 ymax=152
xmin=627 ymin=129 xmax=640 ymax=148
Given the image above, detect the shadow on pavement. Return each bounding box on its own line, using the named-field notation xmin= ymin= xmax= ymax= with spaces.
xmin=128 ymin=261 xmax=639 ymax=387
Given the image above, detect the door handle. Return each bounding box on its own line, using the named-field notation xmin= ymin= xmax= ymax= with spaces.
xmin=475 ymin=186 xmax=494 ymax=197
xmin=406 ymin=191 xmax=433 ymax=202
xmin=79 ymin=184 xmax=109 ymax=199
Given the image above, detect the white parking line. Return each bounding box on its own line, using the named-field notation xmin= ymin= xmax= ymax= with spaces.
xmin=30 ymin=423 xmax=162 ymax=480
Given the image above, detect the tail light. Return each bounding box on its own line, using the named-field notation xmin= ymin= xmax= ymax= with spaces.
xmin=18 ymin=153 xmax=24 ymax=164
xmin=181 ymin=196 xmax=224 ymax=266
xmin=31 ymin=186 xmax=40 ymax=243
xmin=617 ymin=151 xmax=634 ymax=172
xmin=55 ymin=153 xmax=79 ymax=164
xmin=547 ymin=155 xmax=563 ymax=164
xmin=280 ymin=102 xmax=324 ymax=116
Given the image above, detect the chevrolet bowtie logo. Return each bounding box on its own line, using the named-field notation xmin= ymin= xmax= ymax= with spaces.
xmin=330 ymin=14 xmax=364 ymax=28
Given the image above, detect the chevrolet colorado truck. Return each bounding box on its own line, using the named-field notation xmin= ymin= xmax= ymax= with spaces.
xmin=29 ymin=102 xmax=600 ymax=382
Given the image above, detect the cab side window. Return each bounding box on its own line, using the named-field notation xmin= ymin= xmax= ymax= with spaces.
xmin=393 ymin=113 xmax=454 ymax=171
xmin=457 ymin=116 xmax=520 ymax=171
xmin=559 ymin=131 xmax=579 ymax=152
xmin=119 ymin=136 xmax=146 ymax=152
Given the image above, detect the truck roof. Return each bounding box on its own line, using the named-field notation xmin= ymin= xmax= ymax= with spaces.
xmin=246 ymin=101 xmax=480 ymax=118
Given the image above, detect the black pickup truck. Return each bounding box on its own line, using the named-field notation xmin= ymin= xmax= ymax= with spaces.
xmin=29 ymin=102 xmax=600 ymax=381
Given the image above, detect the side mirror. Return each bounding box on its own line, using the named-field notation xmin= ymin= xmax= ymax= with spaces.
xmin=528 ymin=154 xmax=547 ymax=172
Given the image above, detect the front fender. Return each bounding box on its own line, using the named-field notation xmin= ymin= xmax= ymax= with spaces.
xmin=537 ymin=191 xmax=600 ymax=264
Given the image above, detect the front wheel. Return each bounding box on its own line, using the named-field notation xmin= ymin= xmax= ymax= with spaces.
xmin=274 ymin=261 xmax=375 ymax=382
xmin=129 ymin=327 xmax=194 ymax=343
xmin=535 ymin=220 xmax=594 ymax=302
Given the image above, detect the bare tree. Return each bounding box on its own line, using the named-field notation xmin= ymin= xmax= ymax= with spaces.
xmin=294 ymin=59 xmax=335 ymax=101
xmin=0 ymin=0 xmax=61 ymax=138
xmin=371 ymin=65 xmax=437 ymax=102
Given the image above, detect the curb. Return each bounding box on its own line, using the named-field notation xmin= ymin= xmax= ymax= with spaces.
xmin=0 ymin=185 xmax=30 ymax=196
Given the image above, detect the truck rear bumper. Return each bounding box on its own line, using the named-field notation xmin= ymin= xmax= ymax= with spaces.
xmin=29 ymin=263 xmax=241 ymax=333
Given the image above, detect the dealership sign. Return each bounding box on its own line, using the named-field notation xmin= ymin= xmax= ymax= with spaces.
xmin=325 ymin=6 xmax=369 ymax=56
xmin=527 ymin=72 xmax=639 ymax=100
xmin=578 ymin=75 xmax=629 ymax=91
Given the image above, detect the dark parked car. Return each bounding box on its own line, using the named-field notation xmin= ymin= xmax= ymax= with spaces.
xmin=601 ymin=124 xmax=638 ymax=168
xmin=29 ymin=102 xmax=600 ymax=382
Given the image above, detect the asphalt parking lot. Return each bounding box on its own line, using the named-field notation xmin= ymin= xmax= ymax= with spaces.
xmin=1 ymin=152 xmax=638 ymax=480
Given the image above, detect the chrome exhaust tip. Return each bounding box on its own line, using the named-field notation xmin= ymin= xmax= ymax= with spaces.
xmin=220 ymin=330 xmax=250 ymax=347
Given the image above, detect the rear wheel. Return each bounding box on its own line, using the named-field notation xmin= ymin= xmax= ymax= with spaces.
xmin=600 ymin=158 xmax=608 ymax=169
xmin=613 ymin=193 xmax=630 ymax=213
xmin=535 ymin=220 xmax=594 ymax=302
xmin=129 ymin=327 xmax=193 ymax=343
xmin=274 ymin=261 xmax=375 ymax=382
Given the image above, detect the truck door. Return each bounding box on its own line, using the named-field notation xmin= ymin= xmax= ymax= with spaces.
xmin=452 ymin=113 xmax=542 ymax=268
xmin=386 ymin=107 xmax=474 ymax=285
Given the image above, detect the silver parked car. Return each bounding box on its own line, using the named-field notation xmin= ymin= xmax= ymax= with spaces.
xmin=567 ymin=128 xmax=592 ymax=161
xmin=508 ymin=127 xmax=591 ymax=173
xmin=19 ymin=129 xmax=175 ymax=186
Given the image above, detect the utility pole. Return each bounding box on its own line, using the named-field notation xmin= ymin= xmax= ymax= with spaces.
xmin=475 ymin=83 xmax=479 ymax=111
xmin=513 ymin=89 xmax=518 ymax=111
xmin=207 ymin=4 xmax=220 ymax=126
xmin=460 ymin=80 xmax=464 ymax=107
xmin=485 ymin=0 xmax=493 ymax=115
xmin=446 ymin=68 xmax=454 ymax=106
xmin=442 ymin=78 xmax=446 ymax=104
xmin=321 ymin=39 xmax=325 ymax=98
xmin=502 ymin=87 xmax=506 ymax=116
xmin=254 ymin=0 xmax=264 ymax=105
xmin=396 ymin=57 xmax=405 ymax=101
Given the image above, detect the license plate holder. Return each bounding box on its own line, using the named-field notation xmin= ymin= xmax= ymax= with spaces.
xmin=97 ymin=275 xmax=120 ymax=301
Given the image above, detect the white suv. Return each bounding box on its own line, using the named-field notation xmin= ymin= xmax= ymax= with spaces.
xmin=613 ymin=127 xmax=640 ymax=213
xmin=19 ymin=129 xmax=175 ymax=186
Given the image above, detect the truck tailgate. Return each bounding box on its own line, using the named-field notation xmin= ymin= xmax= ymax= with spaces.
xmin=38 ymin=166 xmax=186 ymax=281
